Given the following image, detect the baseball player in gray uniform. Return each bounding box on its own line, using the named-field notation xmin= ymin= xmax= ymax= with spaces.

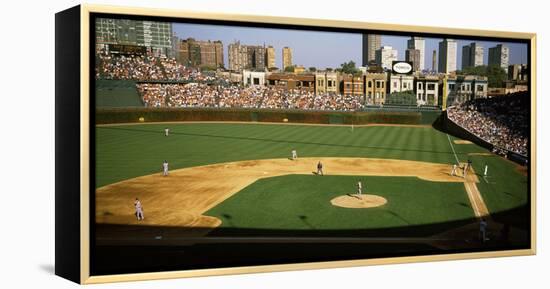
xmin=134 ymin=198 xmax=144 ymax=221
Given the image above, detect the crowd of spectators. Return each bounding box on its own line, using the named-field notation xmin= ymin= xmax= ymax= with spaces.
xmin=447 ymin=93 xmax=528 ymax=156
xmin=96 ymin=51 xmax=217 ymax=82
xmin=96 ymin=53 xmax=164 ymax=81
xmin=135 ymin=83 xmax=167 ymax=107
xmin=96 ymin=50 xmax=365 ymax=112
xmin=134 ymin=83 xmax=364 ymax=111
xmin=260 ymin=88 xmax=363 ymax=111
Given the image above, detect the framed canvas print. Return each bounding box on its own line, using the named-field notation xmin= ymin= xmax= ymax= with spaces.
xmin=55 ymin=4 xmax=536 ymax=284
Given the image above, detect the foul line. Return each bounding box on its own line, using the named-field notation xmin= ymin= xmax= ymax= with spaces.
xmin=447 ymin=134 xmax=460 ymax=164
xmin=464 ymin=182 xmax=481 ymax=217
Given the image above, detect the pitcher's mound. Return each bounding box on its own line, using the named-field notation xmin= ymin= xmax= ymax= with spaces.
xmin=330 ymin=194 xmax=387 ymax=209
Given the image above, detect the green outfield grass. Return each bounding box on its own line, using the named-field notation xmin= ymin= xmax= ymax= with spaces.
xmin=468 ymin=154 xmax=528 ymax=212
xmin=96 ymin=122 xmax=528 ymax=217
xmin=96 ymin=123 xmax=482 ymax=186
xmin=204 ymin=175 xmax=474 ymax=236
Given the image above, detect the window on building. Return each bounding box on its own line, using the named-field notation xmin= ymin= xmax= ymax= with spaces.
xmin=253 ymin=78 xmax=260 ymax=85
xmin=376 ymin=81 xmax=381 ymax=88
xmin=376 ymin=92 xmax=380 ymax=98
xmin=427 ymin=83 xmax=435 ymax=90
xmin=393 ymin=82 xmax=397 ymax=88
xmin=477 ymin=84 xmax=484 ymax=91
xmin=449 ymin=84 xmax=455 ymax=90
xmin=418 ymin=82 xmax=423 ymax=90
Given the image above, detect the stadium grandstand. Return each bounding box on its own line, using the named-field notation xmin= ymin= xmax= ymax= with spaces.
xmin=447 ymin=92 xmax=529 ymax=157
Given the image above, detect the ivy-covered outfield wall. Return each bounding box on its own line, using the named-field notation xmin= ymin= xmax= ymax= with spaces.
xmin=95 ymin=108 xmax=442 ymax=125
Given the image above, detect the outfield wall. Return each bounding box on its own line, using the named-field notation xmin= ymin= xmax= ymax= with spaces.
xmin=95 ymin=80 xmax=143 ymax=108
xmin=96 ymin=108 xmax=441 ymax=126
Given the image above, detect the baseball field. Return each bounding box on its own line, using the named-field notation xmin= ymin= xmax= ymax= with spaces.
xmin=95 ymin=122 xmax=529 ymax=249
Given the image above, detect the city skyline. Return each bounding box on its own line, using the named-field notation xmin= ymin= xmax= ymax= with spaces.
xmin=172 ymin=22 xmax=528 ymax=71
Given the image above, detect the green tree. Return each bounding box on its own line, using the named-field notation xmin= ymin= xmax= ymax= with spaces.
xmin=485 ymin=65 xmax=507 ymax=88
xmin=339 ymin=61 xmax=360 ymax=75
xmin=458 ymin=65 xmax=506 ymax=88
xmin=284 ymin=65 xmax=296 ymax=73
xmin=326 ymin=67 xmax=333 ymax=72
xmin=308 ymin=67 xmax=317 ymax=72
xmin=458 ymin=65 xmax=486 ymax=76
xmin=385 ymin=90 xmax=417 ymax=105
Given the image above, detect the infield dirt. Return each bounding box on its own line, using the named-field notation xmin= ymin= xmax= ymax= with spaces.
xmin=96 ymin=157 xmax=485 ymax=236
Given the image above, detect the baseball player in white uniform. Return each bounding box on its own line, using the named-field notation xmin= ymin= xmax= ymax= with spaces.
xmin=357 ymin=181 xmax=363 ymax=196
xmin=164 ymin=127 xmax=170 ymax=136
xmin=162 ymin=160 xmax=169 ymax=176
xmin=291 ymin=149 xmax=297 ymax=160
xmin=484 ymin=165 xmax=488 ymax=177
xmin=134 ymin=198 xmax=144 ymax=221
xmin=451 ymin=164 xmax=458 ymax=176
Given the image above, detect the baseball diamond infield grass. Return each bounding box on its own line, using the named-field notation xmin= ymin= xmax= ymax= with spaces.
xmin=96 ymin=122 xmax=528 ymax=220
xmin=204 ymin=175 xmax=474 ymax=236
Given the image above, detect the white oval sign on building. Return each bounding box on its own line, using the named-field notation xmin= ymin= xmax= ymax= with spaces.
xmin=392 ymin=61 xmax=413 ymax=74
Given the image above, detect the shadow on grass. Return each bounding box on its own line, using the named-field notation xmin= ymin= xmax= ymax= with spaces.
xmin=92 ymin=205 xmax=529 ymax=276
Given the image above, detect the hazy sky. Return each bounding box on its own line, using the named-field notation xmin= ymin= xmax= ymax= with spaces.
xmin=172 ymin=22 xmax=528 ymax=70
